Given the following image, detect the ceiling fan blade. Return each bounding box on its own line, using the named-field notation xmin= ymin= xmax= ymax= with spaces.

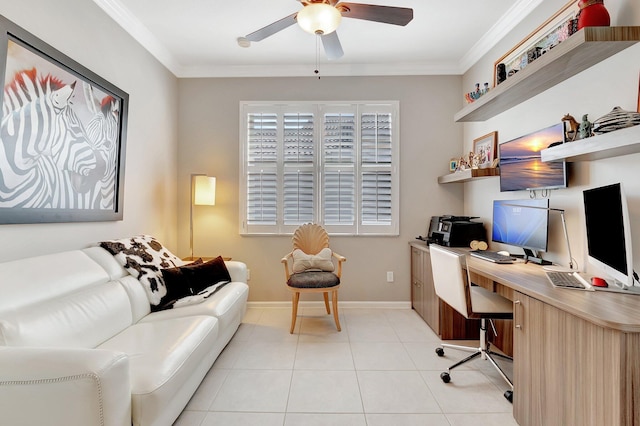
xmin=321 ymin=31 xmax=344 ymax=60
xmin=245 ymin=12 xmax=298 ymax=42
xmin=337 ymin=3 xmax=413 ymax=26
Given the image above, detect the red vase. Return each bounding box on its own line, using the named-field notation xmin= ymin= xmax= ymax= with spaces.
xmin=577 ymin=0 xmax=610 ymax=30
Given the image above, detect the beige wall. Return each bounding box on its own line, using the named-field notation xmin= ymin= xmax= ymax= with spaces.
xmin=0 ymin=0 xmax=180 ymax=261
xmin=462 ymin=0 xmax=640 ymax=276
xmin=177 ymin=76 xmax=463 ymax=302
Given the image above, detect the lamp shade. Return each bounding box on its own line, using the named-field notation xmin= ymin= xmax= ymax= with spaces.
xmin=297 ymin=3 xmax=342 ymax=35
xmin=193 ymin=175 xmax=216 ymax=206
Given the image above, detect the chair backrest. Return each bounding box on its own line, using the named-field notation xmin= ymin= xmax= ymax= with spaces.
xmin=429 ymin=244 xmax=472 ymax=319
xmin=292 ymin=223 xmax=330 ymax=255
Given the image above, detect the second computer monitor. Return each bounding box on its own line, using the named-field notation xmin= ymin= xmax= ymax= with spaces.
xmin=492 ymin=199 xmax=550 ymax=258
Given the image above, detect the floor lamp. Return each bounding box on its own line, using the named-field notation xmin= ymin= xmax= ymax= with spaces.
xmin=190 ymin=174 xmax=216 ymax=260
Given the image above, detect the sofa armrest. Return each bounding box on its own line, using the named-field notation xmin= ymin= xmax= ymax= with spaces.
xmin=225 ymin=260 xmax=247 ymax=283
xmin=0 ymin=347 xmax=130 ymax=426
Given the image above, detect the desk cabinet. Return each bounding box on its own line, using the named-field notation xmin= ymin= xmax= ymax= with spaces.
xmin=410 ymin=243 xmax=479 ymax=340
xmin=513 ymin=291 xmax=639 ymax=426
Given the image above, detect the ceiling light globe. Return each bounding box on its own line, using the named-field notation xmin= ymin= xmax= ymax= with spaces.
xmin=297 ymin=3 xmax=342 ymax=35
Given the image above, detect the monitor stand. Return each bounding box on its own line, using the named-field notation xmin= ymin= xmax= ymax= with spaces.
xmin=523 ymin=249 xmax=552 ymax=266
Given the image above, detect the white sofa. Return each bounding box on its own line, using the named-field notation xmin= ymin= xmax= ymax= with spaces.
xmin=0 ymin=246 xmax=249 ymax=426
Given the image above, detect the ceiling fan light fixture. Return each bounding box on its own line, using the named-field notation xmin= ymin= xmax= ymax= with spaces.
xmin=297 ymin=3 xmax=342 ymax=35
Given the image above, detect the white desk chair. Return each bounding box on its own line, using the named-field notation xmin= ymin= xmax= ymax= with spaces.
xmin=429 ymin=244 xmax=514 ymax=402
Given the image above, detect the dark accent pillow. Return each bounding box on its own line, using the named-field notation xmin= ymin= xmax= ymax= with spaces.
xmin=157 ymin=256 xmax=231 ymax=311
xmin=159 ymin=258 xmax=204 ymax=310
xmin=183 ymin=256 xmax=232 ymax=294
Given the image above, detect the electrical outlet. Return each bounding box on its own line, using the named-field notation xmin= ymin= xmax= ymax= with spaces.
xmin=247 ymin=269 xmax=251 ymax=280
xmin=386 ymin=271 xmax=394 ymax=283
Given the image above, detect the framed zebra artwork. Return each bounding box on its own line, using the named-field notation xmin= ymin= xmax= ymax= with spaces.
xmin=0 ymin=14 xmax=128 ymax=223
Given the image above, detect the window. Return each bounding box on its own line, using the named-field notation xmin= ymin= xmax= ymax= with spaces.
xmin=240 ymin=101 xmax=399 ymax=235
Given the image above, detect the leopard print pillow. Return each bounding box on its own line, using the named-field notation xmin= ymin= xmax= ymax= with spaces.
xmin=100 ymin=235 xmax=184 ymax=306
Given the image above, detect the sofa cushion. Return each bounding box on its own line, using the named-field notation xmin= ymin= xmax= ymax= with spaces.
xmin=140 ymin=282 xmax=249 ymax=334
xmin=0 ymin=250 xmax=110 ymax=314
xmin=99 ymin=235 xmax=185 ymax=307
xmin=97 ymin=315 xmax=218 ymax=426
xmin=0 ymin=282 xmax=132 ymax=348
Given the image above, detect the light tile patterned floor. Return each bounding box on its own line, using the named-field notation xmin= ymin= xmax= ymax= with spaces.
xmin=173 ymin=307 xmax=518 ymax=426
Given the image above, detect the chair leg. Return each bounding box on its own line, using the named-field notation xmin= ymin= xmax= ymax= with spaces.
xmin=290 ymin=292 xmax=300 ymax=334
xmin=332 ymin=290 xmax=341 ymax=332
xmin=323 ymin=292 xmax=330 ymax=314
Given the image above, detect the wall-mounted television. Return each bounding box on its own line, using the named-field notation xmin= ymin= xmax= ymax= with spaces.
xmin=498 ymin=123 xmax=567 ymax=192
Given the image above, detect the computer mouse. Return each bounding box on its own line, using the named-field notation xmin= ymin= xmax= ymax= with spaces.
xmin=591 ymin=277 xmax=608 ymax=288
xmin=497 ymin=251 xmax=510 ymax=257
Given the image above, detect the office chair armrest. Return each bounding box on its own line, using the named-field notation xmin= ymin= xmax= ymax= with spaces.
xmin=281 ymin=252 xmax=293 ymax=280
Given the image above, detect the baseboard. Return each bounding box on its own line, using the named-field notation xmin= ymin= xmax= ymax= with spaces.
xmin=247 ymin=300 xmax=412 ymax=309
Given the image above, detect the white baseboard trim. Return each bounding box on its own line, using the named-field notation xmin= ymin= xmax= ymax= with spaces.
xmin=247 ymin=301 xmax=412 ymax=309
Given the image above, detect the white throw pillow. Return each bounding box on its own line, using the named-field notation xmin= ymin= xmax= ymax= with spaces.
xmin=292 ymin=248 xmax=334 ymax=273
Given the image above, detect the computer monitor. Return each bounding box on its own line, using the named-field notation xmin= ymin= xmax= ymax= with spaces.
xmin=583 ymin=183 xmax=634 ymax=288
xmin=492 ymin=198 xmax=550 ymax=264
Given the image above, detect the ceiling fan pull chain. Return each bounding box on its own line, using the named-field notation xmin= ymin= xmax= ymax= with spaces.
xmin=314 ymin=35 xmax=321 ymax=79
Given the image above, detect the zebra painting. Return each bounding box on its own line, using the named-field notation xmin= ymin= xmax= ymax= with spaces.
xmin=84 ymin=83 xmax=120 ymax=210
xmin=0 ymin=15 xmax=128 ymax=223
xmin=0 ymin=68 xmax=101 ymax=209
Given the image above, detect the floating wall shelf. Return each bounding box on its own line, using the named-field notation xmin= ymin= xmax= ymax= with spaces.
xmin=454 ymin=27 xmax=640 ymax=123
xmin=437 ymin=168 xmax=499 ymax=184
xmin=541 ymin=124 xmax=640 ymax=162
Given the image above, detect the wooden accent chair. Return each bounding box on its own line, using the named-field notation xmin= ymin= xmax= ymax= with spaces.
xmin=281 ymin=224 xmax=346 ymax=333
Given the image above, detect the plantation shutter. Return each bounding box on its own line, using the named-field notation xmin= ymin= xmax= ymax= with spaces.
xmin=359 ymin=109 xmax=396 ymax=233
xmin=240 ymin=102 xmax=398 ymax=235
xmin=246 ymin=112 xmax=278 ymax=227
xmin=323 ymin=111 xmax=355 ymax=230
xmin=283 ymin=112 xmax=315 ymax=225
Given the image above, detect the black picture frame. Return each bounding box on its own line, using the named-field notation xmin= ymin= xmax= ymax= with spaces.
xmin=0 ymin=14 xmax=128 ymax=223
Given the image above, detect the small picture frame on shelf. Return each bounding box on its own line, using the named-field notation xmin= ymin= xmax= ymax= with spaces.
xmin=473 ymin=131 xmax=498 ymax=169
xmin=449 ymin=158 xmax=458 ymax=172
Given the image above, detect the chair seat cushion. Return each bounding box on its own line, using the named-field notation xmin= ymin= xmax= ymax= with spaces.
xmin=287 ymin=271 xmax=340 ymax=289
xmin=470 ymin=286 xmax=513 ymax=317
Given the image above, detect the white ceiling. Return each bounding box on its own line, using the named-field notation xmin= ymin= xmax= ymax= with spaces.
xmin=92 ymin=0 xmax=543 ymax=78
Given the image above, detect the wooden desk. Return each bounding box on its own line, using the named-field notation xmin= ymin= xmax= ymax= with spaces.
xmin=463 ymin=253 xmax=640 ymax=426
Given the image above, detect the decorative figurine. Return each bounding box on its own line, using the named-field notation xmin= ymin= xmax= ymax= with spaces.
xmin=464 ymin=83 xmax=491 ymax=103
xmin=561 ymin=113 xmax=579 ymax=141
xmin=578 ymin=114 xmax=593 ymax=139
xmin=496 ymin=63 xmax=506 ymax=85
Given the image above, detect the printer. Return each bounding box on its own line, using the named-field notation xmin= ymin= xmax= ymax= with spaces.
xmin=427 ymin=215 xmax=486 ymax=247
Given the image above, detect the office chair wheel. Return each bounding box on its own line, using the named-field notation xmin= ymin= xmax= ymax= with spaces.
xmin=435 ymin=347 xmax=444 ymax=357
xmin=440 ymin=372 xmax=451 ymax=383
xmin=504 ymin=390 xmax=513 ymax=403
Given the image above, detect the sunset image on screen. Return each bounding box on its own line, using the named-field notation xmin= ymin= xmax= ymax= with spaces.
xmin=498 ymin=123 xmax=566 ymax=192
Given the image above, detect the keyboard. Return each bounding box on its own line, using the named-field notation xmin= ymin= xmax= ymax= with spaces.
xmin=469 ymin=250 xmax=515 ymax=264
xmin=545 ymin=271 xmax=592 ymax=290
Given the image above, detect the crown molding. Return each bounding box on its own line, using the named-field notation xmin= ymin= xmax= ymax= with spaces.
xmin=93 ymin=0 xmax=541 ymax=78
xmin=91 ymin=0 xmax=182 ymax=75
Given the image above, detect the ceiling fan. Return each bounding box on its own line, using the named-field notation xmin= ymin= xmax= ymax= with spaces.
xmin=238 ymin=0 xmax=414 ymax=60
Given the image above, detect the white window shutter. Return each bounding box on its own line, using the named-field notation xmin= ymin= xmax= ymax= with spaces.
xmin=241 ymin=102 xmax=398 ymax=235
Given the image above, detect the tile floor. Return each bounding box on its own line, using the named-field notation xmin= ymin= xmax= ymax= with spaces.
xmin=173 ymin=307 xmax=518 ymax=426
